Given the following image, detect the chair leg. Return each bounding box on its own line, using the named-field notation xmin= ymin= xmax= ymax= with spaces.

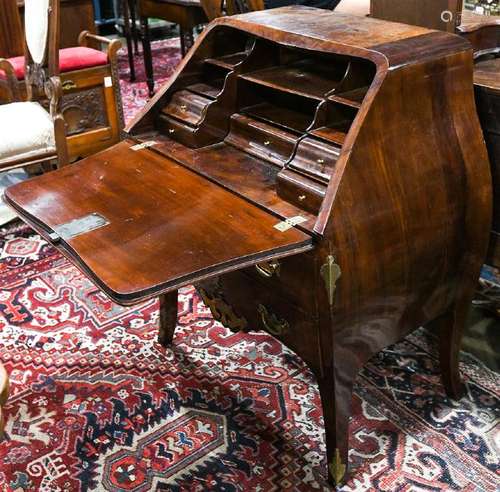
xmin=129 ymin=0 xmax=140 ymax=55
xmin=123 ymin=0 xmax=136 ymax=82
xmin=179 ymin=26 xmax=186 ymax=57
xmin=158 ymin=291 xmax=178 ymax=347
xmin=54 ymin=116 xmax=69 ymax=168
xmin=180 ymin=25 xmax=195 ymax=57
xmin=141 ymin=16 xmax=155 ymax=97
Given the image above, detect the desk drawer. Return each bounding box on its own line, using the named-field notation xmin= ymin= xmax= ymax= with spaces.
xmin=197 ymin=268 xmax=322 ymax=375
xmin=241 ymin=250 xmax=318 ymax=309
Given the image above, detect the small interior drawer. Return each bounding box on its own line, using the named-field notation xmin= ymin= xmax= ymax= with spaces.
xmin=224 ymin=114 xmax=299 ymax=166
xmin=288 ymin=137 xmax=340 ymax=183
xmin=276 ymin=168 xmax=325 ymax=214
xmin=156 ymin=114 xmax=198 ymax=147
xmin=160 ymin=90 xmax=213 ymax=127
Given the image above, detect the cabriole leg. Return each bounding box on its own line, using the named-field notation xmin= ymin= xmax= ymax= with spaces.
xmin=158 ymin=290 xmax=178 ymax=347
xmin=317 ymin=362 xmax=358 ymax=487
xmin=436 ymin=305 xmax=467 ymax=400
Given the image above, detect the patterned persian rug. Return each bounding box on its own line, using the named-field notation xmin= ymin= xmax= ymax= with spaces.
xmin=0 ymin=223 xmax=498 ymax=492
xmin=0 ymin=42 xmax=498 ymax=491
xmin=118 ymin=39 xmax=182 ymax=124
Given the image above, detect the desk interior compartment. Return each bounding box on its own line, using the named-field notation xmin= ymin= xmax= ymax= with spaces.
xmin=239 ymin=44 xmax=351 ymax=100
xmin=310 ymin=102 xmax=359 ymax=146
xmin=238 ymin=78 xmax=319 ymax=133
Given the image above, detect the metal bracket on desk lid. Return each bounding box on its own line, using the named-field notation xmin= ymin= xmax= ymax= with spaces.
xmin=52 ymin=213 xmax=109 ymax=241
xmin=130 ymin=141 xmax=157 ymax=151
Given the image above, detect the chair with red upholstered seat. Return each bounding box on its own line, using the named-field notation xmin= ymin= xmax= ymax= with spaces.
xmin=0 ymin=0 xmax=123 ymax=161
xmin=1 ymin=46 xmax=109 ymax=81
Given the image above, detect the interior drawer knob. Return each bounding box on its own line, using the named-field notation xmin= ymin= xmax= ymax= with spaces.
xmin=255 ymin=260 xmax=280 ymax=278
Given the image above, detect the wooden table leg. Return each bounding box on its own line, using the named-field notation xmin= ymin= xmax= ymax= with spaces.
xmin=158 ymin=290 xmax=178 ymax=347
xmin=140 ymin=15 xmax=155 ymax=97
xmin=129 ymin=0 xmax=140 ymax=55
xmin=0 ymin=363 xmax=9 ymax=437
xmin=180 ymin=24 xmax=195 ymax=57
xmin=122 ymin=0 xmax=136 ymax=82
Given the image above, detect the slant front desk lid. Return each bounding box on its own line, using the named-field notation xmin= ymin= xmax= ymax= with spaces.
xmin=4 ymin=142 xmax=313 ymax=305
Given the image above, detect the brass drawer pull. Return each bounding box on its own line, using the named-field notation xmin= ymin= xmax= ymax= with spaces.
xmin=258 ymin=304 xmax=289 ymax=336
xmin=62 ymin=80 xmax=77 ymax=91
xmin=255 ymin=260 xmax=280 ymax=278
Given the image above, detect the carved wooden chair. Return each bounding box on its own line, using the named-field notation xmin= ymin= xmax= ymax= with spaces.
xmin=137 ymin=0 xmax=209 ymax=97
xmin=0 ymin=0 xmax=68 ymax=171
xmin=0 ymin=0 xmax=123 ymax=161
xmin=200 ymin=0 xmax=264 ymax=20
xmin=370 ymin=0 xmax=464 ymax=31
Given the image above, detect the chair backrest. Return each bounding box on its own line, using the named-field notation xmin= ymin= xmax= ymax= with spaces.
xmin=200 ymin=0 xmax=264 ymax=21
xmin=370 ymin=0 xmax=464 ymax=32
xmin=226 ymin=0 xmax=264 ymax=16
xmin=0 ymin=0 xmax=24 ymax=58
xmin=335 ymin=0 xmax=370 ymax=16
xmin=200 ymin=0 xmax=224 ymax=20
xmin=23 ymin=0 xmax=60 ymax=100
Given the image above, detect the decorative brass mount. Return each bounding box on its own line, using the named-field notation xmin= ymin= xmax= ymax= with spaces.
xmin=255 ymin=260 xmax=280 ymax=278
xmin=198 ymin=288 xmax=248 ymax=332
xmin=257 ymin=304 xmax=289 ymax=336
xmin=320 ymin=255 xmax=341 ymax=306
xmin=329 ymin=448 xmax=347 ymax=485
xmin=62 ymin=80 xmax=77 ymax=91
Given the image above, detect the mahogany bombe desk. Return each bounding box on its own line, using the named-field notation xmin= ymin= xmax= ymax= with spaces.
xmin=4 ymin=7 xmax=492 ymax=485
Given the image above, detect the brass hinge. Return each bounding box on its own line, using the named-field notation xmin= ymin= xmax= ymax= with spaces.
xmin=329 ymin=448 xmax=346 ymax=485
xmin=320 ymin=255 xmax=341 ymax=306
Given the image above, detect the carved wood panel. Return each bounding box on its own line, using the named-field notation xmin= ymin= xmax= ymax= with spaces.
xmin=41 ymin=86 xmax=109 ymax=136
